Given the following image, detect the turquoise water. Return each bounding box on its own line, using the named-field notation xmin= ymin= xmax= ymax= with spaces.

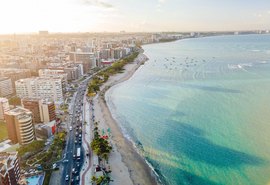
xmin=26 ymin=175 xmax=44 ymax=185
xmin=106 ymin=34 xmax=270 ymax=185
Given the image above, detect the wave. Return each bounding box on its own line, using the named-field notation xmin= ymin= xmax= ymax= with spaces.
xmin=106 ymin=91 xmax=166 ymax=185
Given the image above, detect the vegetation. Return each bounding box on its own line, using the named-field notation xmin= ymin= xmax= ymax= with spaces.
xmin=91 ymin=122 xmax=112 ymax=161
xmin=91 ymin=175 xmax=112 ymax=185
xmin=159 ymin=38 xmax=177 ymax=42
xmin=18 ymin=132 xmax=66 ymax=171
xmin=8 ymin=96 xmax=21 ymax=106
xmin=0 ymin=121 xmax=8 ymax=141
xmin=17 ymin=140 xmax=45 ymax=157
xmin=91 ymin=133 xmax=112 ymax=161
xmin=43 ymin=170 xmax=52 ymax=185
xmin=60 ymin=103 xmax=69 ymax=112
xmin=40 ymin=131 xmax=67 ymax=169
xmin=87 ymin=52 xmax=139 ymax=97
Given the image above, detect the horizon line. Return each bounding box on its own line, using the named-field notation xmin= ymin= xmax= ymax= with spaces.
xmin=0 ymin=29 xmax=269 ymax=36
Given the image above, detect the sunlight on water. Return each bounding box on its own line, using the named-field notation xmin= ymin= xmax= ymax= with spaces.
xmin=107 ymin=34 xmax=270 ymax=185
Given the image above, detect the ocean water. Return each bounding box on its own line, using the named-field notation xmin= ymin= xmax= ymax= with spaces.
xmin=106 ymin=34 xmax=270 ymax=185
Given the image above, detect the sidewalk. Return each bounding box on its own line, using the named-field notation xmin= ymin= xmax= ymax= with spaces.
xmin=81 ymin=93 xmax=93 ymax=185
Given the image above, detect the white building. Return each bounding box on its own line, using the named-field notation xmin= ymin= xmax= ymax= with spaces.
xmin=0 ymin=77 xmax=13 ymax=97
xmin=15 ymin=77 xmax=63 ymax=103
xmin=38 ymin=69 xmax=68 ymax=84
xmin=0 ymin=98 xmax=10 ymax=120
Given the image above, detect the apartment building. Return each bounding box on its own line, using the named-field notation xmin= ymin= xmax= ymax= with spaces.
xmin=0 ymin=78 xmax=13 ymax=97
xmin=0 ymin=152 xmax=21 ymax=185
xmin=21 ymin=98 xmax=56 ymax=124
xmin=4 ymin=107 xmax=35 ymax=145
xmin=15 ymin=77 xmax=63 ymax=103
xmin=0 ymin=98 xmax=10 ymax=120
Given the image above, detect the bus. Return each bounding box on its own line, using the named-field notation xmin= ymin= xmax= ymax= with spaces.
xmin=77 ymin=148 xmax=81 ymax=160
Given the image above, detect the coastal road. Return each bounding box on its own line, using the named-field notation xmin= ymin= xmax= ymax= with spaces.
xmin=59 ymin=77 xmax=92 ymax=185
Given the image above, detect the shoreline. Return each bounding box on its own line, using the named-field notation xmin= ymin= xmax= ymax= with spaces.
xmin=93 ymin=51 xmax=160 ymax=185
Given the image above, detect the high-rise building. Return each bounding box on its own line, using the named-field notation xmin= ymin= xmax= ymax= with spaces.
xmin=15 ymin=77 xmax=63 ymax=103
xmin=21 ymin=98 xmax=56 ymax=124
xmin=38 ymin=69 xmax=68 ymax=84
xmin=0 ymin=152 xmax=21 ymax=185
xmin=0 ymin=98 xmax=10 ymax=120
xmin=63 ymin=64 xmax=83 ymax=81
xmin=0 ymin=78 xmax=13 ymax=97
xmin=40 ymin=100 xmax=56 ymax=123
xmin=4 ymin=107 xmax=35 ymax=145
xmin=69 ymin=50 xmax=96 ymax=73
xmin=21 ymin=98 xmax=41 ymax=124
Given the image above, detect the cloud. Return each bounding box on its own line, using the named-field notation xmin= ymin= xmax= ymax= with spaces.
xmin=81 ymin=0 xmax=113 ymax=8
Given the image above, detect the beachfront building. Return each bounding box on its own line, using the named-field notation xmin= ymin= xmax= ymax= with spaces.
xmin=69 ymin=50 xmax=96 ymax=73
xmin=63 ymin=64 xmax=84 ymax=81
xmin=0 ymin=98 xmax=10 ymax=121
xmin=0 ymin=152 xmax=21 ymax=185
xmin=0 ymin=78 xmax=13 ymax=97
xmin=4 ymin=107 xmax=35 ymax=145
xmin=15 ymin=77 xmax=63 ymax=103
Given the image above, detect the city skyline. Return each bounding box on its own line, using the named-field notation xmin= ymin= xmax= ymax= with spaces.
xmin=1 ymin=0 xmax=270 ymax=34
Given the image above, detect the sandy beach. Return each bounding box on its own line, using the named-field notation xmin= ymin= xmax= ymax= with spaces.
xmin=92 ymin=52 xmax=159 ymax=185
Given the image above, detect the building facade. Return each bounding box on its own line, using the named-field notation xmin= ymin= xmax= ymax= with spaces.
xmin=63 ymin=64 xmax=83 ymax=81
xmin=0 ymin=98 xmax=10 ymax=120
xmin=21 ymin=98 xmax=41 ymax=124
xmin=0 ymin=69 xmax=31 ymax=89
xmin=69 ymin=51 xmax=96 ymax=73
xmin=0 ymin=78 xmax=13 ymax=97
xmin=15 ymin=77 xmax=63 ymax=103
xmin=4 ymin=107 xmax=35 ymax=145
xmin=38 ymin=69 xmax=68 ymax=84
xmin=0 ymin=152 xmax=21 ymax=185
xmin=21 ymin=98 xmax=56 ymax=124
xmin=40 ymin=100 xmax=56 ymax=123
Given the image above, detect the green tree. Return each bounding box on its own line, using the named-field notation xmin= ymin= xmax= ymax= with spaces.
xmin=9 ymin=96 xmax=21 ymax=106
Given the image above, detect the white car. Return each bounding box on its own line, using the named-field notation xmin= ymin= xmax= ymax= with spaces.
xmin=65 ymin=175 xmax=69 ymax=181
xmin=69 ymin=126 xmax=72 ymax=131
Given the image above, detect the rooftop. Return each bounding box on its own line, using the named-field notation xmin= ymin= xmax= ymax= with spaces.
xmin=0 ymin=98 xmax=8 ymax=103
xmin=5 ymin=107 xmax=32 ymax=116
xmin=0 ymin=77 xmax=10 ymax=82
xmin=0 ymin=152 xmax=18 ymax=176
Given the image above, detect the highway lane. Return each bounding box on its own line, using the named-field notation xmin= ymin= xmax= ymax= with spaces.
xmin=60 ymin=77 xmax=91 ymax=185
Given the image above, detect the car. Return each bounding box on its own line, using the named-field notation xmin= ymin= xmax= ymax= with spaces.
xmin=52 ymin=163 xmax=57 ymax=169
xmin=69 ymin=126 xmax=72 ymax=131
xmin=72 ymin=168 xmax=75 ymax=174
xmin=65 ymin=175 xmax=69 ymax=181
xmin=76 ymin=176 xmax=80 ymax=181
xmin=63 ymin=159 xmax=69 ymax=163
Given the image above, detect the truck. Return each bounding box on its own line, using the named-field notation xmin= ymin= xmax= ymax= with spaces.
xmin=76 ymin=148 xmax=81 ymax=160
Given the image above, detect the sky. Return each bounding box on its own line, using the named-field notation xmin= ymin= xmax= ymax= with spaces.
xmin=0 ymin=0 xmax=270 ymax=34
